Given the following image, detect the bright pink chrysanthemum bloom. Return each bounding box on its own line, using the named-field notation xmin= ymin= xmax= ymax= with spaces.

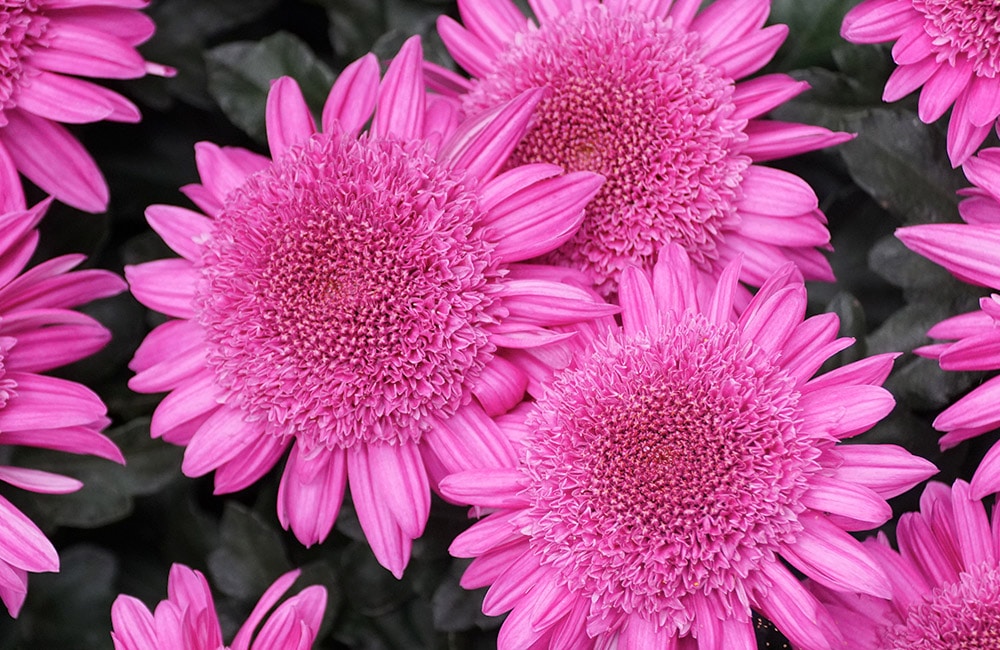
xmin=440 ymin=244 xmax=938 ymax=650
xmin=811 ymin=480 xmax=1000 ymax=649
xmin=432 ymin=0 xmax=850 ymax=297
xmin=896 ymin=147 xmax=1000 ymax=498
xmin=842 ymin=0 xmax=1000 ymax=167
xmin=0 ymin=0 xmax=170 ymax=213
xmin=111 ymin=565 xmax=327 ymax=650
xmin=0 ymin=196 xmax=126 ymax=617
xmin=126 ymin=36 xmax=614 ymax=578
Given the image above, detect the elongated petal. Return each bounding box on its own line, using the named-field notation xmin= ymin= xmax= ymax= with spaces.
xmin=266 ymin=77 xmax=316 ymax=159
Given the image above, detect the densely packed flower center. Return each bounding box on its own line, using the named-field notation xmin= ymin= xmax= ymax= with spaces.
xmin=523 ymin=314 xmax=815 ymax=628
xmin=0 ymin=1 xmax=48 ymax=110
xmin=914 ymin=0 xmax=1000 ymax=77
xmin=885 ymin=562 xmax=1000 ymax=649
xmin=198 ymin=133 xmax=502 ymax=450
xmin=463 ymin=5 xmax=748 ymax=295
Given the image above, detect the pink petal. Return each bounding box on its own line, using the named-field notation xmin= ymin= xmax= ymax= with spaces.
xmin=322 ymin=53 xmax=379 ymax=135
xmin=832 ymin=444 xmax=938 ymax=499
xmin=111 ymin=595 xmax=158 ymax=650
xmin=619 ymin=264 xmax=659 ymax=336
xmin=0 ymin=494 xmax=58 ymax=572
xmin=498 ymin=278 xmax=617 ymax=325
xmin=918 ymin=58 xmax=974 ymax=123
xmin=896 ymin=224 xmax=1000 ymax=287
xmin=278 ymin=445 xmax=348 ymax=547
xmin=799 ymin=384 xmax=894 ymax=439
xmin=484 ymin=171 xmax=603 ymax=263
xmin=457 ymin=0 xmax=526 ymax=50
xmin=691 ymin=0 xmax=769 ymax=52
xmin=753 ymin=560 xmax=841 ymax=650
xmin=437 ymin=15 xmax=497 ymax=78
xmin=213 ymin=432 xmax=288 ymax=494
xmin=372 ymin=36 xmax=425 ymax=141
xmin=346 ymin=445 xmax=410 ymax=578
xmin=181 ymin=407 xmax=259 ymax=478
xmin=841 ymin=0 xmax=917 ymax=43
xmin=731 ymin=74 xmax=809 ymax=121
xmin=440 ymin=88 xmax=543 ymax=181
xmin=438 ymin=468 xmax=528 ymax=509
xmin=1 ymin=110 xmax=107 ymax=212
xmin=4 ymin=310 xmax=111 ymax=373
xmin=144 ymin=204 xmax=212 ymax=262
xmin=471 ymin=355 xmax=528 ymax=417
xmin=125 ymin=259 xmax=198 ymax=318
xmin=971 ymin=439 xmax=1000 ymax=499
xmin=801 ymin=476 xmax=892 ymax=529
xmin=883 ymin=57 xmax=939 ymax=102
xmin=950 ymin=480 xmax=994 ymax=567
xmin=0 ymin=466 xmax=82 ymax=494
xmin=28 ymin=22 xmax=146 ymax=79
xmin=702 ymin=24 xmax=787 ymax=81
xmin=230 ymin=569 xmax=301 ymax=650
xmin=0 ymin=372 xmax=106 ymax=431
xmin=739 ymin=285 xmax=806 ymax=355
xmin=738 ymin=165 xmax=819 ymax=216
xmin=1 ymin=425 xmax=124 ymax=463
xmin=16 ymin=71 xmax=114 ymax=123
xmin=265 ymin=77 xmax=316 ymax=160
xmin=742 ymin=121 xmax=853 ymax=162
xmin=948 ymin=94 xmax=994 ymax=166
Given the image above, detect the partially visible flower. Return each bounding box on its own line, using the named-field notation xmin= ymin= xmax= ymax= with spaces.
xmin=0 ymin=197 xmax=126 ymax=616
xmin=897 ymin=147 xmax=1000 ymax=498
xmin=0 ymin=0 xmax=172 ymax=212
xmin=433 ymin=0 xmax=849 ymax=297
xmin=110 ymin=565 xmax=327 ymax=650
xmin=440 ymin=244 xmax=936 ymax=649
xmin=842 ymin=0 xmax=1000 ymax=166
xmin=811 ymin=480 xmax=1000 ymax=649
xmin=127 ymin=36 xmax=613 ymax=578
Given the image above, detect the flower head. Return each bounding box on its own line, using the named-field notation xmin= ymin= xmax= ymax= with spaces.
xmin=0 ymin=0 xmax=170 ymax=212
xmin=110 ymin=565 xmax=327 ymax=650
xmin=126 ymin=36 xmax=613 ymax=578
xmin=811 ymin=480 xmax=1000 ymax=650
xmin=441 ymin=245 xmax=936 ymax=649
xmin=0 ymin=196 xmax=126 ymax=616
xmin=434 ymin=0 xmax=848 ymax=296
xmin=842 ymin=0 xmax=1000 ymax=166
xmin=896 ymin=147 xmax=1000 ymax=498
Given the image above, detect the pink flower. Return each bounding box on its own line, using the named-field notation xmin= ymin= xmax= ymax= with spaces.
xmin=110 ymin=565 xmax=327 ymax=650
xmin=0 ymin=0 xmax=171 ymax=213
xmin=126 ymin=36 xmax=614 ymax=578
xmin=433 ymin=0 xmax=849 ymax=297
xmin=811 ymin=480 xmax=1000 ymax=649
xmin=842 ymin=0 xmax=1000 ymax=167
xmin=897 ymin=147 xmax=1000 ymax=498
xmin=0 ymin=197 xmax=126 ymax=616
xmin=440 ymin=244 xmax=937 ymax=650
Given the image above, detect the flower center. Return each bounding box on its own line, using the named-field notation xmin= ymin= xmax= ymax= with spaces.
xmin=198 ymin=133 xmax=502 ymax=450
xmin=0 ymin=1 xmax=48 ymax=111
xmin=915 ymin=0 xmax=1000 ymax=77
xmin=523 ymin=314 xmax=817 ymax=629
xmin=885 ymin=562 xmax=1000 ymax=649
xmin=464 ymin=5 xmax=748 ymax=295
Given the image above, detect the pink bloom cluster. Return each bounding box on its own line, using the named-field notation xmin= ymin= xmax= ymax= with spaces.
xmin=13 ymin=0 xmax=1000 ymax=647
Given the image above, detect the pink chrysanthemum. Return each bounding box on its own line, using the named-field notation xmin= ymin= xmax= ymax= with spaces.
xmin=110 ymin=565 xmax=327 ymax=650
xmin=126 ymin=36 xmax=614 ymax=578
xmin=842 ymin=0 xmax=1000 ymax=166
xmin=811 ymin=480 xmax=1000 ymax=649
xmin=440 ymin=244 xmax=937 ymax=650
xmin=0 ymin=0 xmax=170 ymax=212
xmin=896 ymin=147 xmax=1000 ymax=498
xmin=0 ymin=197 xmax=126 ymax=616
xmin=432 ymin=0 xmax=850 ymax=297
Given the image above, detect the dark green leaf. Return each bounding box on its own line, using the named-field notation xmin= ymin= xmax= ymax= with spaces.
xmin=207 ymin=502 xmax=291 ymax=600
xmin=768 ymin=0 xmax=858 ymax=70
xmin=206 ymin=31 xmax=336 ymax=143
